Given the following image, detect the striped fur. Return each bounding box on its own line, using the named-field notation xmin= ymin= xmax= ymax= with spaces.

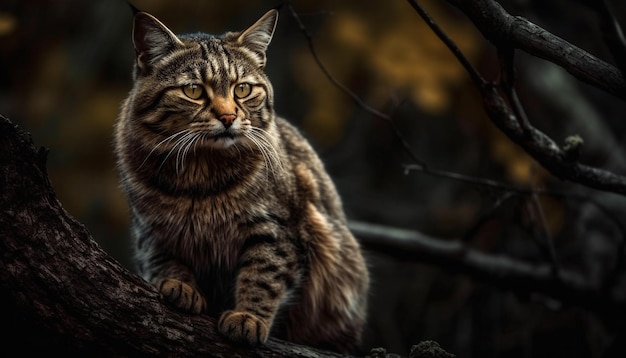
xmin=114 ymin=9 xmax=369 ymax=353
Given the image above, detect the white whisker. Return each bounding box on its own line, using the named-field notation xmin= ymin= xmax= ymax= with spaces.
xmin=246 ymin=133 xmax=272 ymax=181
xmin=140 ymin=129 xmax=190 ymax=169
xmin=244 ymin=127 xmax=284 ymax=179
xmin=160 ymin=131 xmax=195 ymax=174
xmin=249 ymin=127 xmax=284 ymax=170
xmin=177 ymin=132 xmax=201 ymax=175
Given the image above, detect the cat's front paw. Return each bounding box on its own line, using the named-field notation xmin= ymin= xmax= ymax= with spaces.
xmin=218 ymin=310 xmax=269 ymax=346
xmin=156 ymin=278 xmax=206 ymax=314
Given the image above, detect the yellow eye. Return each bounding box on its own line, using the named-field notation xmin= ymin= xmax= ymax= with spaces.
xmin=234 ymin=83 xmax=252 ymax=98
xmin=182 ymin=84 xmax=204 ymax=100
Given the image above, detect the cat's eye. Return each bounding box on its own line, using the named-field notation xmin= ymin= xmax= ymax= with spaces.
xmin=234 ymin=83 xmax=252 ymax=98
xmin=182 ymin=84 xmax=204 ymax=100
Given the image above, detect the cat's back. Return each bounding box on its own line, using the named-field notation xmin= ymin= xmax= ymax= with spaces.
xmin=273 ymin=116 xmax=347 ymax=221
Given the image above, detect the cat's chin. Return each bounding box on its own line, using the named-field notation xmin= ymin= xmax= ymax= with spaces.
xmin=206 ymin=136 xmax=237 ymax=149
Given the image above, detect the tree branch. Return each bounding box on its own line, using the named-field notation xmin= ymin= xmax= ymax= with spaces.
xmin=0 ymin=115 xmax=355 ymax=357
xmin=1 ymin=110 xmax=622 ymax=352
xmin=0 ymin=114 xmax=461 ymax=357
xmin=582 ymin=0 xmax=626 ymax=74
xmin=350 ymin=221 xmax=626 ymax=329
xmin=445 ymin=0 xmax=626 ymax=101
xmin=284 ymin=3 xmax=626 ymax=331
xmin=284 ymin=1 xmax=428 ymax=168
xmin=481 ymin=83 xmax=626 ymax=195
xmin=408 ymin=0 xmax=626 ymax=196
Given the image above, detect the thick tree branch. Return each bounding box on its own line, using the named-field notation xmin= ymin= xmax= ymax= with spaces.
xmin=0 ymin=115 xmax=355 ymax=357
xmin=445 ymin=0 xmax=626 ymax=101
xmin=0 ymin=114 xmax=460 ymax=357
xmin=408 ymin=0 xmax=626 ymax=195
xmin=0 ymin=108 xmax=622 ymax=351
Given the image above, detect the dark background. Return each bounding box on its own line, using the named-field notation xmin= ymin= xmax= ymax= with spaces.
xmin=2 ymin=0 xmax=626 ymax=357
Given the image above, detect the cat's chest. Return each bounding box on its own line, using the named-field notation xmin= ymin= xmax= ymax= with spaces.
xmin=148 ymin=193 xmax=266 ymax=268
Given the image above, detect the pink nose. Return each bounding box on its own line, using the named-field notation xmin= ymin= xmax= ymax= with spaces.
xmin=218 ymin=114 xmax=236 ymax=128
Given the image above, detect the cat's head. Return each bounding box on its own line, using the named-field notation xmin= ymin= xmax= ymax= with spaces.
xmin=125 ymin=10 xmax=278 ymax=151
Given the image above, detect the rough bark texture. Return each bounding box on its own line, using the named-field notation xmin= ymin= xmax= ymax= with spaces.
xmin=446 ymin=0 xmax=626 ymax=100
xmin=0 ymin=115 xmax=454 ymax=357
xmin=0 ymin=114 xmax=346 ymax=357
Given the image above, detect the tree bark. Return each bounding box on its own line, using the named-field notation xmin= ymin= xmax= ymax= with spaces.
xmin=0 ymin=115 xmax=351 ymax=357
xmin=445 ymin=0 xmax=626 ymax=101
xmin=1 ymin=115 xmax=458 ymax=357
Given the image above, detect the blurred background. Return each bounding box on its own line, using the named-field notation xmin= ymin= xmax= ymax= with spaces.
xmin=2 ymin=0 xmax=626 ymax=357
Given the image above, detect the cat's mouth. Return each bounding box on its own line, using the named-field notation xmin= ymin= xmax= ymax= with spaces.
xmin=214 ymin=132 xmax=235 ymax=140
xmin=207 ymin=131 xmax=239 ymax=149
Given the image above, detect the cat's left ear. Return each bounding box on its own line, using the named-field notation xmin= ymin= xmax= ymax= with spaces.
xmin=133 ymin=12 xmax=184 ymax=75
xmin=236 ymin=9 xmax=279 ymax=68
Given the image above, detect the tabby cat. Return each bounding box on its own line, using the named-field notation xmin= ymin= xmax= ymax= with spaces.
xmin=113 ymin=8 xmax=369 ymax=353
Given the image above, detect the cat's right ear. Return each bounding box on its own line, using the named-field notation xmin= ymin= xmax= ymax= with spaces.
xmin=235 ymin=9 xmax=279 ymax=69
xmin=132 ymin=12 xmax=184 ymax=75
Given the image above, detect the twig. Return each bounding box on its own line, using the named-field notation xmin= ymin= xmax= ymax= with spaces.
xmin=285 ymin=3 xmax=387 ymax=120
xmin=481 ymin=77 xmax=626 ymax=195
xmin=403 ymin=164 xmax=535 ymax=193
xmin=407 ymin=0 xmax=626 ymax=195
xmin=404 ymin=163 xmax=626 ymax=280
xmin=527 ymin=192 xmax=561 ymax=276
xmin=497 ymin=47 xmax=532 ymax=135
xmin=284 ymin=1 xmax=427 ymax=167
xmin=495 ymin=48 xmax=560 ymax=272
xmin=461 ymin=191 xmax=518 ymax=242
xmin=286 ymin=0 xmax=626 ymax=291
xmin=405 ymin=0 xmax=486 ymax=88
xmin=288 ymin=0 xmax=626 ymax=195
xmin=584 ymin=0 xmax=626 ymax=73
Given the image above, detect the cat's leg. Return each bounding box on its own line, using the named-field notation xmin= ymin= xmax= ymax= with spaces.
xmin=218 ymin=235 xmax=298 ymax=346
xmin=133 ymin=219 xmax=207 ymax=314
xmin=142 ymin=256 xmax=207 ymax=314
xmin=155 ymin=276 xmax=206 ymax=314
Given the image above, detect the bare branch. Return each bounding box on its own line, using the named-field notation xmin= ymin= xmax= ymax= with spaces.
xmin=281 ymin=1 xmax=626 ymax=335
xmin=462 ymin=191 xmax=517 ymax=242
xmin=284 ymin=1 xmax=427 ymax=168
xmin=407 ymin=0 xmax=626 ymax=195
xmin=405 ymin=0 xmax=486 ymax=88
xmin=481 ymin=84 xmax=626 ymax=195
xmin=350 ymin=220 xmax=626 ymax=328
xmin=527 ymin=192 xmax=560 ymax=275
xmin=288 ymin=1 xmax=626 ymax=197
xmin=287 ymin=1 xmax=626 ymax=297
xmin=497 ymin=47 xmax=533 ymax=134
xmin=583 ymin=0 xmax=626 ymax=74
xmin=445 ymin=0 xmax=626 ymax=101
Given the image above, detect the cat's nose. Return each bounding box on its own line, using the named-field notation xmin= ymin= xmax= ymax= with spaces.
xmin=218 ymin=114 xmax=236 ymax=129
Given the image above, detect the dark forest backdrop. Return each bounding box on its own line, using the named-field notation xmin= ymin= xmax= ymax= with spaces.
xmin=1 ymin=0 xmax=626 ymax=357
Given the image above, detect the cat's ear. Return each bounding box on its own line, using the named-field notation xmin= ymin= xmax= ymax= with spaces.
xmin=236 ymin=9 xmax=278 ymax=68
xmin=132 ymin=12 xmax=184 ymax=74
